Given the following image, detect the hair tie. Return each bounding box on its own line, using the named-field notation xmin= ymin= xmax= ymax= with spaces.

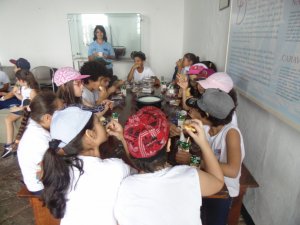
xmin=49 ymin=139 xmax=62 ymax=152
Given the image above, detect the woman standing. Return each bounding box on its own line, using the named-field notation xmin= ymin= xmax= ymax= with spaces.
xmin=88 ymin=25 xmax=115 ymax=75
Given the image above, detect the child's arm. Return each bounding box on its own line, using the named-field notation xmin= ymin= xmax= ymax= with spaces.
xmin=127 ymin=64 xmax=139 ymax=82
xmin=176 ymin=74 xmax=191 ymax=111
xmin=29 ymin=89 xmax=38 ymax=100
xmin=185 ymin=120 xmax=224 ymax=197
xmin=106 ymin=120 xmax=130 ymax=158
xmin=0 ymin=83 xmax=9 ymax=92
xmin=219 ymin=129 xmax=242 ymax=178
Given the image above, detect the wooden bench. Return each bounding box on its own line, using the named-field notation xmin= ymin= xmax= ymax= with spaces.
xmin=18 ymin=164 xmax=258 ymax=225
xmin=17 ymin=187 xmax=60 ymax=225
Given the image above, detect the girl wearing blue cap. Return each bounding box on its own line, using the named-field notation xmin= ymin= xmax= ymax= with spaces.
xmin=41 ymin=107 xmax=130 ymax=225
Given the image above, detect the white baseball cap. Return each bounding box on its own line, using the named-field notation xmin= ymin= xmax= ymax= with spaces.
xmin=50 ymin=107 xmax=93 ymax=149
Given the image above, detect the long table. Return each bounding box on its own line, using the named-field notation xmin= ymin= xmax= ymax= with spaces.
xmin=18 ymin=88 xmax=258 ymax=225
xmin=105 ymin=88 xmax=259 ymax=225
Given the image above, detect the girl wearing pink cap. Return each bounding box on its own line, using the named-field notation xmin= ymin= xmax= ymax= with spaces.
xmin=53 ymin=67 xmax=113 ymax=116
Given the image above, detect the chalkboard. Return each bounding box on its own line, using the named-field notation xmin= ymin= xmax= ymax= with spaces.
xmin=226 ymin=0 xmax=300 ymax=130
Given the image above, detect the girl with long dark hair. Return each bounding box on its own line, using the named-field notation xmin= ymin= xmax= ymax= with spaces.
xmin=2 ymin=69 xmax=39 ymax=158
xmin=17 ymin=91 xmax=63 ymax=194
xmin=41 ymin=107 xmax=130 ymax=225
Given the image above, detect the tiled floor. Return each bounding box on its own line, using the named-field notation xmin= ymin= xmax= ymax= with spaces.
xmin=0 ymin=152 xmax=247 ymax=225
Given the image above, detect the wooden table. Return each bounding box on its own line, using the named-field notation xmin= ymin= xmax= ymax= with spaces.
xmin=109 ymin=89 xmax=259 ymax=225
xmin=18 ymin=88 xmax=258 ymax=225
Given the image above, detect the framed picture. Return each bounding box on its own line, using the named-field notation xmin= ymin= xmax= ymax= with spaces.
xmin=219 ymin=0 xmax=230 ymax=10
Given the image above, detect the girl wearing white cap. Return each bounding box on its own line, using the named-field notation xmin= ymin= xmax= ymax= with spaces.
xmin=41 ymin=107 xmax=130 ymax=225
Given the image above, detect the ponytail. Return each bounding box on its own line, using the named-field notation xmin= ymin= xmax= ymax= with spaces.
xmin=41 ymin=147 xmax=71 ymax=218
xmin=41 ymin=116 xmax=94 ymax=218
xmin=14 ymin=91 xmax=59 ymax=150
xmin=15 ymin=109 xmax=31 ymax=144
xmin=41 ymin=140 xmax=84 ymax=219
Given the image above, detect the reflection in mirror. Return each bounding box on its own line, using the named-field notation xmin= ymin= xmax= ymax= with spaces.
xmin=67 ymin=13 xmax=142 ymax=68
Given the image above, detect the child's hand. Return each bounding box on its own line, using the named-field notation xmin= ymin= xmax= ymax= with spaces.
xmin=176 ymin=59 xmax=183 ymax=68
xmin=176 ymin=150 xmax=191 ymax=165
xmin=10 ymin=106 xmax=23 ymax=113
xmin=169 ymin=123 xmax=181 ymax=137
xmin=184 ymin=119 xmax=207 ymax=148
xmin=108 ymin=86 xmax=117 ymax=95
xmin=176 ymin=74 xmax=188 ymax=90
xmin=106 ymin=120 xmax=124 ymax=141
xmin=102 ymin=100 xmax=114 ymax=110
xmin=113 ymin=80 xmax=125 ymax=88
xmin=132 ymin=63 xmax=140 ymax=70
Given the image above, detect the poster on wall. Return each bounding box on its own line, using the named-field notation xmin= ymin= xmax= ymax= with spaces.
xmin=226 ymin=0 xmax=300 ymax=129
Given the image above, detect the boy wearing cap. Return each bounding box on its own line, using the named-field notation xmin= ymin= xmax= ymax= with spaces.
xmin=112 ymin=106 xmax=224 ymax=225
xmin=177 ymin=89 xmax=245 ymax=225
xmin=0 ymin=58 xmax=31 ymax=109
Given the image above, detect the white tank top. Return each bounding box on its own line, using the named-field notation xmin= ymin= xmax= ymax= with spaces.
xmin=21 ymin=86 xmax=32 ymax=106
xmin=204 ymin=124 xmax=245 ymax=197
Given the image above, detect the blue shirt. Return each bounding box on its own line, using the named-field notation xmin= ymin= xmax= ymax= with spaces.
xmin=88 ymin=41 xmax=115 ymax=69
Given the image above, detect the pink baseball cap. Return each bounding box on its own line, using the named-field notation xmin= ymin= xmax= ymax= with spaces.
xmin=188 ymin=63 xmax=208 ymax=75
xmin=198 ymin=72 xmax=234 ymax=93
xmin=53 ymin=67 xmax=90 ymax=86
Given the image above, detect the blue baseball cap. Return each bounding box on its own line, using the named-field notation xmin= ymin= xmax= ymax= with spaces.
xmin=9 ymin=58 xmax=31 ymax=70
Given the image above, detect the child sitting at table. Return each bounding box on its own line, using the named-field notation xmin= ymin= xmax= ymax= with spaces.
xmin=177 ymin=72 xmax=238 ymax=125
xmin=127 ymin=51 xmax=159 ymax=85
xmin=17 ymin=91 xmax=63 ymax=194
xmin=41 ymin=107 xmax=131 ymax=225
xmin=80 ymin=61 xmax=112 ymax=106
xmin=172 ymin=53 xmax=200 ymax=80
xmin=112 ymin=106 xmax=224 ymax=225
xmin=54 ymin=67 xmax=113 ymax=115
xmin=2 ymin=69 xmax=39 ymax=158
xmin=176 ymin=89 xmax=245 ymax=225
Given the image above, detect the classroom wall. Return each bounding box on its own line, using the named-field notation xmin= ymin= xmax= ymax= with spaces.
xmin=0 ymin=0 xmax=184 ymax=80
xmin=183 ymin=0 xmax=230 ymax=71
xmin=183 ymin=1 xmax=300 ymax=225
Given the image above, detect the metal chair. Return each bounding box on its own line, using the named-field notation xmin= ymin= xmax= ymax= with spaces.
xmin=31 ymin=66 xmax=55 ymax=92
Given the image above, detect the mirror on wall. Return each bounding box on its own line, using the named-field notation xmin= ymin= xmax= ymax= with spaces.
xmin=67 ymin=13 xmax=142 ymax=68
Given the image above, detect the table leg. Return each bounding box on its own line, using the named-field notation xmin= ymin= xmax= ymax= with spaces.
xmin=227 ymin=188 xmax=246 ymax=225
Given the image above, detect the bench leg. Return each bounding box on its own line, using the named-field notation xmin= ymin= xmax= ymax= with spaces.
xmin=29 ymin=198 xmax=60 ymax=225
xmin=227 ymin=188 xmax=246 ymax=225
